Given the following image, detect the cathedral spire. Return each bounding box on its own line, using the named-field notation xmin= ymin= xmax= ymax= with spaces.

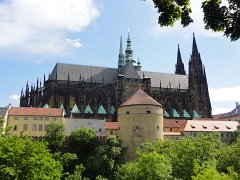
xmin=118 ymin=35 xmax=125 ymax=70
xmin=125 ymin=29 xmax=136 ymax=64
xmin=177 ymin=44 xmax=182 ymax=63
xmin=192 ymin=33 xmax=198 ymax=56
xmin=175 ymin=45 xmax=186 ymax=75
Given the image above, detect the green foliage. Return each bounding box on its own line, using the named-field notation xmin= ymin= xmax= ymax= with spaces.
xmin=0 ymin=115 xmax=4 ymax=128
xmin=152 ymin=0 xmax=193 ymax=27
xmin=137 ymin=139 xmax=175 ymax=158
xmin=217 ymin=139 xmax=240 ymax=174
xmin=0 ymin=115 xmax=11 ymax=136
xmin=85 ymin=136 xmax=126 ymax=180
xmin=136 ymin=133 xmax=223 ymax=180
xmin=96 ymin=175 xmax=108 ymax=180
xmin=0 ymin=136 xmax=62 ymax=179
xmin=64 ymin=164 xmax=89 ymax=180
xmin=171 ymin=133 xmax=222 ymax=179
xmin=202 ymin=0 xmax=240 ymax=41
xmin=53 ymin=152 xmax=78 ymax=176
xmin=67 ymin=128 xmax=99 ymax=159
xmin=192 ymin=165 xmax=235 ymax=180
xmin=150 ymin=0 xmax=240 ymax=41
xmin=44 ymin=122 xmax=66 ymax=153
xmin=115 ymin=151 xmax=172 ymax=180
xmin=231 ymin=119 xmax=240 ymax=142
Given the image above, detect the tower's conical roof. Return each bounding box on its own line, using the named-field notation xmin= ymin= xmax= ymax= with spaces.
xmin=120 ymin=89 xmax=162 ymax=107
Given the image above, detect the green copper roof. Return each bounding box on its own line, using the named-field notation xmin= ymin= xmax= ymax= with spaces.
xmin=183 ymin=109 xmax=190 ymax=118
xmin=43 ymin=104 xmax=50 ymax=108
xmin=97 ymin=105 xmax=107 ymax=114
xmin=172 ymin=109 xmax=180 ymax=118
xmin=111 ymin=106 xmax=116 ymax=115
xmin=84 ymin=104 xmax=93 ymax=114
xmin=60 ymin=104 xmax=66 ymax=116
xmin=71 ymin=104 xmax=80 ymax=113
xmin=164 ymin=109 xmax=170 ymax=117
xmin=193 ymin=110 xmax=200 ymax=118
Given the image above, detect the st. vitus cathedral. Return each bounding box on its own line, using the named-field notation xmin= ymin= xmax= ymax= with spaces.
xmin=20 ymin=32 xmax=212 ymax=120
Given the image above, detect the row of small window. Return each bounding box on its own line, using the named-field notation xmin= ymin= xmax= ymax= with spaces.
xmin=126 ymin=110 xmax=151 ymax=114
xmin=14 ymin=116 xmax=56 ymax=121
xmin=13 ymin=124 xmax=48 ymax=131
xmin=192 ymin=132 xmax=233 ymax=138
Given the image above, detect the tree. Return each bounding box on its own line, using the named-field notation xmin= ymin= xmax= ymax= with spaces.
xmin=138 ymin=133 xmax=223 ymax=180
xmin=231 ymin=119 xmax=240 ymax=142
xmin=217 ymin=139 xmax=240 ymax=174
xmin=115 ymin=151 xmax=172 ymax=180
xmin=0 ymin=115 xmax=11 ymax=136
xmin=67 ymin=128 xmax=99 ymax=161
xmin=85 ymin=136 xmax=127 ymax=180
xmin=44 ymin=122 xmax=66 ymax=153
xmin=64 ymin=164 xmax=89 ymax=180
xmin=150 ymin=0 xmax=240 ymax=41
xmin=192 ymin=165 xmax=236 ymax=180
xmin=171 ymin=133 xmax=222 ymax=180
xmin=0 ymin=136 xmax=62 ymax=179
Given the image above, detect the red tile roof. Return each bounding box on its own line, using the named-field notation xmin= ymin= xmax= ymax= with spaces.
xmin=163 ymin=119 xmax=187 ymax=129
xmin=105 ymin=122 xmax=119 ymax=130
xmin=120 ymin=89 xmax=162 ymax=107
xmin=184 ymin=120 xmax=239 ymax=132
xmin=9 ymin=107 xmax=63 ymax=117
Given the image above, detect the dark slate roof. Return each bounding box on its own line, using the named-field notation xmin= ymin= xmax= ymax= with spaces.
xmin=0 ymin=107 xmax=8 ymax=117
xmin=137 ymin=70 xmax=188 ymax=89
xmin=49 ymin=63 xmax=188 ymax=89
xmin=120 ymin=62 xmax=140 ymax=79
xmin=49 ymin=63 xmax=119 ymax=83
xmin=120 ymin=89 xmax=162 ymax=107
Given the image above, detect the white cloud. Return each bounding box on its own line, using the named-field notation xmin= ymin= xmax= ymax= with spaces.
xmin=0 ymin=0 xmax=99 ymax=54
xmin=212 ymin=106 xmax=232 ymax=115
xmin=148 ymin=0 xmax=223 ymax=38
xmin=66 ymin=38 xmax=82 ymax=48
xmin=209 ymin=85 xmax=240 ymax=115
xmin=9 ymin=94 xmax=20 ymax=101
xmin=209 ymin=86 xmax=240 ymax=102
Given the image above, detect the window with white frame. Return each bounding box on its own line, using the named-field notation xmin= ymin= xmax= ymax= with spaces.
xmin=39 ymin=124 xmax=43 ymax=131
xmin=32 ymin=124 xmax=37 ymax=131
xmin=23 ymin=124 xmax=28 ymax=131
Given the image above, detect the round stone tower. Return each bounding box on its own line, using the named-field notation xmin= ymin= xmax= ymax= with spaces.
xmin=118 ymin=89 xmax=163 ymax=161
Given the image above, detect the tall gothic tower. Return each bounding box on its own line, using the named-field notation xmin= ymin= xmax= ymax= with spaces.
xmin=118 ymin=35 xmax=125 ymax=71
xmin=188 ymin=33 xmax=212 ymax=118
xmin=175 ymin=45 xmax=186 ymax=75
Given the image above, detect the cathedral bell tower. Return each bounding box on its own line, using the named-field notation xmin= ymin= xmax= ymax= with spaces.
xmin=188 ymin=33 xmax=212 ymax=118
xmin=175 ymin=45 xmax=186 ymax=75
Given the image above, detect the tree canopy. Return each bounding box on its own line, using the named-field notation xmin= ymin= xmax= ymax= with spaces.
xmin=115 ymin=133 xmax=239 ymax=180
xmin=0 ymin=136 xmax=62 ymax=179
xmin=151 ymin=0 xmax=240 ymax=41
xmin=44 ymin=121 xmax=66 ymax=153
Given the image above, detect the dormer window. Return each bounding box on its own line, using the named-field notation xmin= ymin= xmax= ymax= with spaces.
xmin=146 ymin=110 xmax=151 ymax=114
xmin=202 ymin=125 xmax=207 ymax=129
xmin=191 ymin=125 xmax=195 ymax=128
xmin=214 ymin=126 xmax=219 ymax=129
xmin=226 ymin=126 xmax=231 ymax=129
xmin=126 ymin=111 xmax=129 ymax=114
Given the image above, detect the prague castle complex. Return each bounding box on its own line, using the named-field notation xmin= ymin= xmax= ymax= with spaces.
xmin=19 ymin=32 xmax=212 ymax=120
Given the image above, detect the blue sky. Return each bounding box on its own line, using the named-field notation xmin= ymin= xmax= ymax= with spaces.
xmin=0 ymin=0 xmax=240 ymax=115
